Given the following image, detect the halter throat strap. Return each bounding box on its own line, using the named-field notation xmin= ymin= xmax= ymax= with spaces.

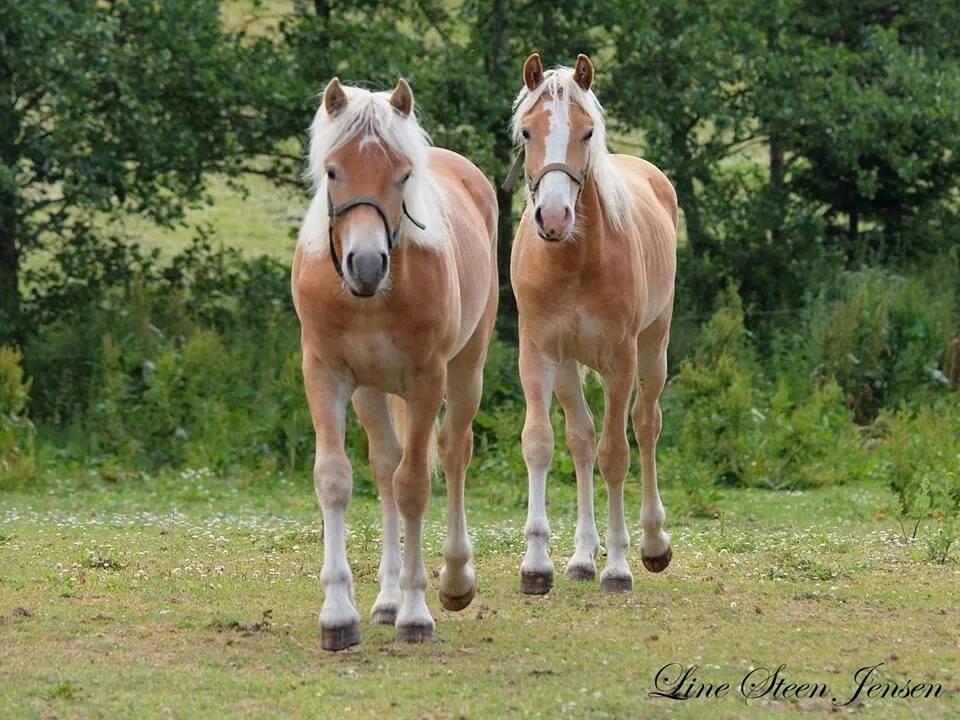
xmin=326 ymin=192 xmax=426 ymax=279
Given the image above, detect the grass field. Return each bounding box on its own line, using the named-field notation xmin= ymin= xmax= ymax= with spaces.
xmin=1 ymin=474 xmax=957 ymax=719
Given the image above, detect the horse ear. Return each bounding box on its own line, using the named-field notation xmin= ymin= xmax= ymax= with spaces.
xmin=574 ymin=54 xmax=594 ymax=91
xmin=389 ymin=79 xmax=414 ymax=118
xmin=324 ymin=78 xmax=348 ymax=117
xmin=523 ymin=53 xmax=544 ymax=91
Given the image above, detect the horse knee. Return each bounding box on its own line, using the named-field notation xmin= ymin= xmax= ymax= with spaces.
xmin=598 ymin=434 xmax=629 ymax=485
xmin=314 ymin=453 xmax=352 ymax=506
xmin=393 ymin=457 xmax=431 ymax=519
xmin=522 ymin=421 xmax=554 ymax=471
xmin=565 ymin=421 xmax=596 ymax=466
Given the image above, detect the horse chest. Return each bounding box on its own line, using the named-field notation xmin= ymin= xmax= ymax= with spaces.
xmin=538 ymin=305 xmax=626 ymax=370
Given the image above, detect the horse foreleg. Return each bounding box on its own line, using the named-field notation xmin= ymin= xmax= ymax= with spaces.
xmin=352 ymin=387 xmax=403 ymax=625
xmin=519 ymin=341 xmax=558 ymax=594
xmin=393 ymin=372 xmax=445 ymax=642
xmin=598 ymin=357 xmax=636 ymax=593
xmin=304 ymin=358 xmax=359 ymax=650
xmin=437 ymin=346 xmax=487 ymax=611
xmin=554 ymin=359 xmax=601 ymax=581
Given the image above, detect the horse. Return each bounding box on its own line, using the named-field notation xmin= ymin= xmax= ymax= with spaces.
xmin=507 ymin=53 xmax=678 ymax=595
xmin=291 ymin=77 xmax=499 ymax=649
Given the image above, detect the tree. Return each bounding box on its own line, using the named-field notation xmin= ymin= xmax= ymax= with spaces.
xmin=755 ymin=1 xmax=960 ymax=259
xmin=0 ymin=0 xmax=276 ymax=344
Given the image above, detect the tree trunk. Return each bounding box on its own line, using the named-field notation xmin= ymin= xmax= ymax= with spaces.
xmin=675 ymin=170 xmax=704 ymax=256
xmin=0 ymin=195 xmax=19 ymax=347
xmin=848 ymin=205 xmax=859 ymax=246
xmin=0 ymin=94 xmax=20 ymax=346
xmin=484 ymin=0 xmax=516 ymax=337
xmin=770 ymin=134 xmax=785 ymax=193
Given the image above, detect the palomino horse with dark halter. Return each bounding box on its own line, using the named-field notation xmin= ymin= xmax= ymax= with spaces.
xmin=292 ymin=78 xmax=498 ymax=649
xmin=507 ymin=54 xmax=678 ymax=594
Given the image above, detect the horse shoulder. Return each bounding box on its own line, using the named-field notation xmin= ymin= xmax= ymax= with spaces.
xmin=610 ymin=154 xmax=679 ymax=231
xmin=428 ymin=148 xmax=498 ymax=249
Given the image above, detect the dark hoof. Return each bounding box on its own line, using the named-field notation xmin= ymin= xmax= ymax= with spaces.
xmin=520 ymin=570 xmax=553 ymax=595
xmin=371 ymin=606 xmax=397 ymax=626
xmin=440 ymin=583 xmax=477 ymax=612
xmin=396 ymin=623 xmax=435 ymax=643
xmin=565 ymin=563 xmax=596 ymax=581
xmin=642 ymin=546 xmax=673 ymax=573
xmin=600 ymin=574 xmax=633 ymax=593
xmin=321 ymin=622 xmax=361 ymax=651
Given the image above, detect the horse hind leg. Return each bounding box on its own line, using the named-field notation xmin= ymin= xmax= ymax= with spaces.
xmin=597 ymin=358 xmax=637 ymax=593
xmin=554 ymin=360 xmax=601 ymax=581
xmin=352 ymin=388 xmax=403 ymax=625
xmin=632 ymin=327 xmax=672 ymax=573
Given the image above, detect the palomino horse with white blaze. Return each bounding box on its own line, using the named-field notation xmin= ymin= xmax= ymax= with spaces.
xmin=508 ymin=54 xmax=678 ymax=594
xmin=292 ymin=78 xmax=498 ymax=649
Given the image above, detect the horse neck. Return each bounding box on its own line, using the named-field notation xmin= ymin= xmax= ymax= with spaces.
xmin=571 ymin=173 xmax=612 ymax=258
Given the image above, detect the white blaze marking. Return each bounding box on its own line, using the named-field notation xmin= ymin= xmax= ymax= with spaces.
xmin=538 ymin=93 xmax=576 ymax=211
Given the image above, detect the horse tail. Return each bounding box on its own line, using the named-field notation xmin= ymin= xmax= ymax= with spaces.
xmin=387 ymin=394 xmax=440 ymax=477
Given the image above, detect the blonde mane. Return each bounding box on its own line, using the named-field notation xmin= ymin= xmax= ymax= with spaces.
xmin=511 ymin=67 xmax=631 ymax=230
xmin=300 ymin=83 xmax=448 ymax=256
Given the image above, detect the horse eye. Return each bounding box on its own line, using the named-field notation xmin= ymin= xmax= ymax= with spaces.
xmin=326 ymin=168 xmax=337 ymax=181
xmin=583 ymin=129 xmax=594 ymax=142
xmin=400 ymin=171 xmax=412 ymax=184
xmin=521 ymin=128 xmax=531 ymax=141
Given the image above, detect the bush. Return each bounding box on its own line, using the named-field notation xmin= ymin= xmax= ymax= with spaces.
xmin=872 ymin=400 xmax=960 ymax=562
xmin=776 ymin=263 xmax=959 ymax=422
xmin=662 ymin=287 xmax=866 ymax=491
xmin=0 ymin=347 xmax=36 ymax=482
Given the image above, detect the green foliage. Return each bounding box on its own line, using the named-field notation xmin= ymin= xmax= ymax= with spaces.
xmin=873 ymin=402 xmax=960 ymax=563
xmin=0 ymin=0 xmax=285 ymax=342
xmin=775 ymin=262 xmax=959 ymax=422
xmin=662 ymin=288 xmax=867 ymax=492
xmin=0 ymin=346 xmax=35 ymax=481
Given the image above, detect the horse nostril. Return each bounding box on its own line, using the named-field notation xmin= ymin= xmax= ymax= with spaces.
xmin=535 ymin=207 xmax=544 ymax=229
xmin=380 ymin=253 xmax=388 ymax=274
xmin=563 ymin=206 xmax=572 ymax=223
xmin=345 ymin=252 xmax=356 ymax=275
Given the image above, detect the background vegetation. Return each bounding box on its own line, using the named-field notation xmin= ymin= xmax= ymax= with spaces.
xmin=2 ymin=0 xmax=957 ymax=550
xmin=1 ymin=1 xmax=959 ymax=715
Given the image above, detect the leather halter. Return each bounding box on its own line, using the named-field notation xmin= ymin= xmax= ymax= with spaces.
xmin=326 ymin=191 xmax=426 ymax=279
xmin=501 ymin=146 xmax=587 ymax=205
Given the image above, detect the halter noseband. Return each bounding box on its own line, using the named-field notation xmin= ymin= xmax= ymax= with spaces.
xmin=501 ymin=146 xmax=587 ymax=206
xmin=326 ymin=192 xmax=426 ymax=279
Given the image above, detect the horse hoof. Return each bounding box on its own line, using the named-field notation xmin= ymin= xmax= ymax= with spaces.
xmin=565 ymin=563 xmax=596 ymax=581
xmin=396 ymin=623 xmax=435 ymax=643
xmin=371 ymin=606 xmax=398 ymax=626
xmin=440 ymin=583 xmax=476 ymax=612
xmin=600 ymin=574 xmax=633 ymax=593
xmin=642 ymin=546 xmax=673 ymax=573
xmin=321 ymin=622 xmax=361 ymax=651
xmin=521 ymin=570 xmax=553 ymax=595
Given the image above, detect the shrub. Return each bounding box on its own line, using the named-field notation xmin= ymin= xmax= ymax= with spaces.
xmin=778 ymin=264 xmax=958 ymax=422
xmin=873 ymin=401 xmax=960 ymax=562
xmin=662 ymin=287 xmax=866 ymax=490
xmin=0 ymin=347 xmax=36 ymax=482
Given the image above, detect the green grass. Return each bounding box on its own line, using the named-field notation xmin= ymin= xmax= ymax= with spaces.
xmin=1 ymin=474 xmax=957 ymax=719
xmin=116 ymin=174 xmax=303 ymax=261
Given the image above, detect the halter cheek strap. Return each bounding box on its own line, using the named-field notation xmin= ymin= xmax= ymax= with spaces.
xmin=326 ymin=192 xmax=426 ymax=279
